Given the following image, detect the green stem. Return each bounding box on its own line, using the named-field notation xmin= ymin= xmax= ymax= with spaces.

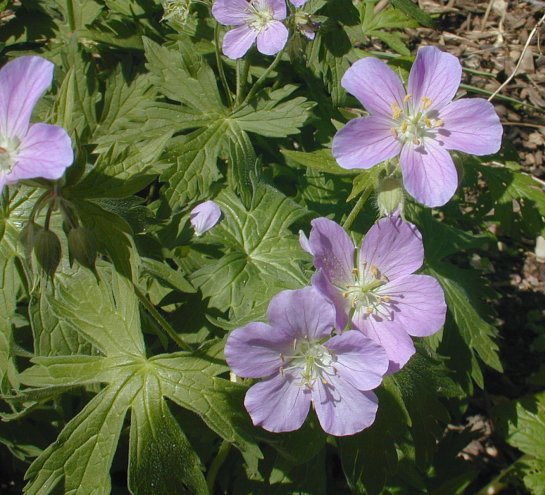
xmin=214 ymin=23 xmax=233 ymax=107
xmin=43 ymin=203 xmax=54 ymax=230
xmin=342 ymin=189 xmax=371 ymax=231
xmin=133 ymin=285 xmax=192 ymax=352
xmin=474 ymin=454 xmax=533 ymax=495
xmin=235 ymin=57 xmax=251 ymax=106
xmin=28 ymin=191 xmax=51 ymax=224
xmin=239 ymin=47 xmax=285 ymax=108
xmin=206 ymin=441 xmax=232 ymax=493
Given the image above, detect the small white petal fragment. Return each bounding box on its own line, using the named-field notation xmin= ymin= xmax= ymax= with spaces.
xmin=190 ymin=200 xmax=222 ymax=236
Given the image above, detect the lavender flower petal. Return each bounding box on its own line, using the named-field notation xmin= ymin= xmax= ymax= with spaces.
xmin=245 ymin=373 xmax=311 ymax=432
xmin=225 ymin=322 xmax=292 ymax=378
xmin=325 ymin=331 xmax=388 ymax=391
xmin=267 ymin=287 xmax=336 ymax=341
xmin=290 ymin=0 xmax=308 ymax=6
xmin=256 ymin=20 xmax=288 ymax=55
xmin=190 ymin=200 xmax=221 ymax=236
xmin=359 ymin=215 xmax=424 ymax=281
xmin=308 ymin=217 xmax=355 ymax=287
xmin=439 ymin=98 xmax=503 ymax=155
xmin=222 ymin=25 xmax=258 ymax=59
xmin=268 ymin=0 xmax=287 ymax=19
xmin=400 ymin=140 xmax=459 ymax=207
xmin=408 ymin=46 xmax=462 ymax=112
xmin=212 ymin=0 xmax=250 ymax=25
xmin=313 ymin=379 xmax=379 ymax=436
xmin=6 ymin=123 xmax=73 ymax=184
xmin=312 ymin=270 xmax=351 ymax=331
xmin=0 ymin=56 xmax=54 ymax=139
xmin=378 ymin=274 xmax=446 ymax=337
xmin=332 ymin=116 xmax=402 ymax=170
xmin=341 ymin=57 xmax=406 ymax=117
xmin=355 ymin=314 xmax=416 ymax=371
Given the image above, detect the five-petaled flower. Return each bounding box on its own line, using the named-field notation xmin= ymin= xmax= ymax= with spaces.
xmin=332 ymin=46 xmax=503 ymax=207
xmin=301 ymin=215 xmax=446 ymax=372
xmin=0 ymin=56 xmax=73 ymax=192
xmin=190 ymin=200 xmax=222 ymax=236
xmin=212 ymin=0 xmax=288 ymax=59
xmin=225 ymin=287 xmax=389 ymax=436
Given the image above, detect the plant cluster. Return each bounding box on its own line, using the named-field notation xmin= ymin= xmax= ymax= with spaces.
xmin=0 ymin=0 xmax=545 ymax=494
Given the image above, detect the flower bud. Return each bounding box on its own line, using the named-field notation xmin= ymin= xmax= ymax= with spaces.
xmin=68 ymin=227 xmax=97 ymax=271
xmin=376 ymin=177 xmax=404 ymax=217
xmin=19 ymin=221 xmax=42 ymax=260
xmin=294 ymin=11 xmax=319 ymax=40
xmin=33 ymin=229 xmax=62 ymax=277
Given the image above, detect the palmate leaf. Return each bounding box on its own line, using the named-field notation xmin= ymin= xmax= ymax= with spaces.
xmin=68 ymin=133 xmax=172 ymax=199
xmin=161 ymin=121 xmax=229 ymax=211
xmin=494 ymin=392 xmax=545 ymax=494
xmin=143 ymin=37 xmax=224 ymax=113
xmin=410 ymin=208 xmax=503 ymax=387
xmin=0 ymin=188 xmax=43 ymax=391
xmin=232 ymin=86 xmax=314 ymax=138
xmin=190 ymin=185 xmax=309 ymax=322
xmin=338 ymin=351 xmax=462 ymax=494
xmin=19 ymin=266 xmax=260 ymax=494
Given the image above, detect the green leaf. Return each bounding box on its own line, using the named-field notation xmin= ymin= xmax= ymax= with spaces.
xmin=70 ymin=133 xmax=172 ymax=199
xmin=141 ymin=258 xmax=196 ymax=295
xmin=55 ymin=43 xmax=99 ymax=140
xmin=225 ymin=122 xmax=257 ymax=209
xmin=47 ymin=266 xmax=144 ymax=357
xmin=190 ymin=185 xmax=309 ymax=319
xmin=128 ymin=373 xmax=208 ymax=495
xmin=338 ymin=383 xmax=405 ymax=495
xmin=390 ymin=353 xmax=454 ymax=468
xmin=152 ymin=353 xmax=262 ymax=470
xmin=94 ymin=69 xmax=155 ymax=139
xmin=232 ymin=86 xmax=313 ymax=138
xmin=20 ymin=267 xmax=261 ymax=494
xmin=428 ymin=263 xmax=503 ymax=375
xmin=73 ymin=199 xmax=137 ymax=279
xmin=29 ymin=285 xmax=93 ymax=357
xmin=474 ymin=161 xmax=545 ymax=237
xmin=495 ymin=392 xmax=545 ymax=461
xmin=24 ymin=375 xmax=142 ymax=495
xmin=281 ymin=149 xmax=358 ymax=175
xmin=161 ymin=120 xmax=229 ymax=211
xmin=143 ymin=37 xmax=223 ymax=112
xmin=390 ymin=0 xmax=434 ymax=27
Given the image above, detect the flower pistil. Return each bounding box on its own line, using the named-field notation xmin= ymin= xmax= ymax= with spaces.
xmin=390 ymin=96 xmax=445 ymax=145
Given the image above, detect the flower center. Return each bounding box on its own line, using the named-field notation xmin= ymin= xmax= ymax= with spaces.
xmin=248 ymin=0 xmax=274 ymax=32
xmin=280 ymin=338 xmax=337 ymax=390
xmin=342 ymin=263 xmax=393 ymax=319
xmin=390 ymin=95 xmax=444 ymax=146
xmin=0 ymin=135 xmax=20 ymax=174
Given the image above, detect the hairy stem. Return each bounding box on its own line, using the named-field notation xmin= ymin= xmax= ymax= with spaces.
xmin=342 ymin=188 xmax=372 ymax=231
xmin=214 ymin=23 xmax=233 ymax=107
xmin=206 ymin=441 xmax=232 ymax=493
xmin=239 ymin=47 xmax=285 ymax=108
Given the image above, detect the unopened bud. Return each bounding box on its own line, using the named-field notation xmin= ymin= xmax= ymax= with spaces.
xmin=68 ymin=227 xmax=97 ymax=271
xmin=19 ymin=221 xmax=42 ymax=260
xmin=294 ymin=12 xmax=320 ymax=40
xmin=376 ymin=177 xmax=404 ymax=217
xmin=33 ymin=230 xmax=62 ymax=277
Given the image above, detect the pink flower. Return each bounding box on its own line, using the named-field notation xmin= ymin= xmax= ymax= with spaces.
xmin=212 ymin=0 xmax=288 ymax=59
xmin=302 ymin=215 xmax=447 ymax=372
xmin=332 ymin=46 xmax=503 ymax=207
xmin=225 ymin=287 xmax=389 ymax=436
xmin=0 ymin=56 xmax=73 ymax=191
